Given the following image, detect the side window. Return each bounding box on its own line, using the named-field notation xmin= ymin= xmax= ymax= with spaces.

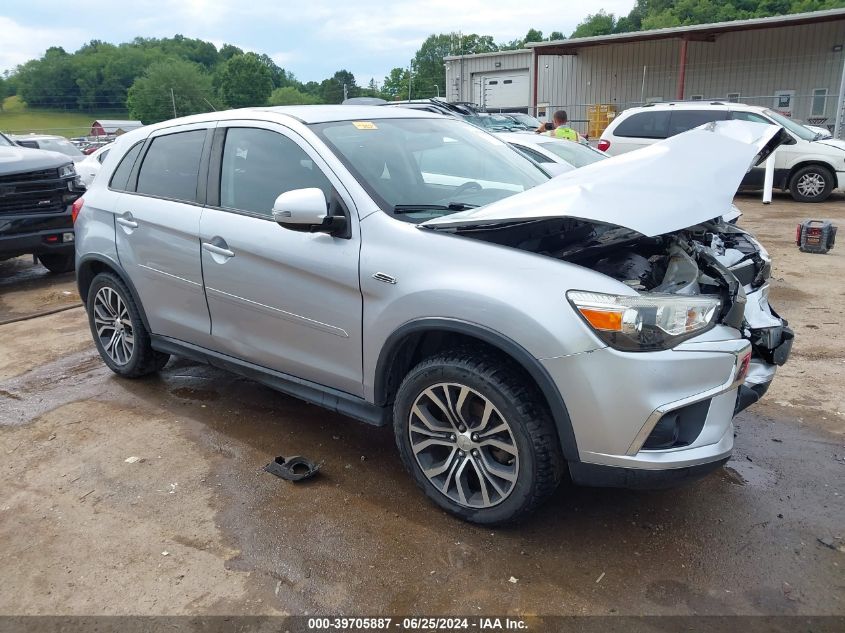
xmin=613 ymin=111 xmax=670 ymax=139
xmin=136 ymin=130 xmax=206 ymax=202
xmin=109 ymin=142 xmax=144 ymax=191
xmin=667 ymin=110 xmax=727 ymax=136
xmin=96 ymin=149 xmax=110 ymax=164
xmin=730 ymin=111 xmax=771 ymax=125
xmin=220 ymin=127 xmax=332 ymax=217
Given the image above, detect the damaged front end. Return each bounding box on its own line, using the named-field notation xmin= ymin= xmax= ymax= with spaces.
xmin=441 ymin=214 xmax=793 ymax=416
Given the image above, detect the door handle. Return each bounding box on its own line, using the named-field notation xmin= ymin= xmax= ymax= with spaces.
xmin=202 ymin=242 xmax=235 ymax=258
xmin=116 ymin=215 xmax=138 ymax=229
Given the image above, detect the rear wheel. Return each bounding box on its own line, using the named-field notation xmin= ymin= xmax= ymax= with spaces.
xmin=393 ymin=349 xmax=563 ymax=524
xmin=37 ymin=252 xmax=75 ymax=274
xmin=86 ymin=272 xmax=169 ymax=377
xmin=789 ymin=165 xmax=834 ymax=203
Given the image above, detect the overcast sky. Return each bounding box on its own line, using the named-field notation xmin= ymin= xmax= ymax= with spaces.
xmin=2 ymin=0 xmax=636 ymax=84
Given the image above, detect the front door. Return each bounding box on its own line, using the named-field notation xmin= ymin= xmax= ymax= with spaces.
xmin=114 ymin=124 xmax=214 ymax=347
xmin=199 ymin=122 xmax=363 ymax=396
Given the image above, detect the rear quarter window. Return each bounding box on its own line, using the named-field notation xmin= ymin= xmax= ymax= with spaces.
xmin=109 ymin=142 xmax=144 ymax=191
xmin=613 ymin=111 xmax=670 ymax=139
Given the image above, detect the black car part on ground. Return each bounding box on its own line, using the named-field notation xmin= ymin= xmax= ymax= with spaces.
xmin=263 ymin=455 xmax=321 ymax=482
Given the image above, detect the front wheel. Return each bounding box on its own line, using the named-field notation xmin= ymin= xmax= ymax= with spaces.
xmin=86 ymin=272 xmax=170 ymax=377
xmin=789 ymin=165 xmax=834 ymax=203
xmin=37 ymin=252 xmax=75 ymax=274
xmin=393 ymin=349 xmax=564 ymax=524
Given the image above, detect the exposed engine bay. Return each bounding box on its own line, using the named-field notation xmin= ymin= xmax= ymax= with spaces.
xmin=444 ymin=216 xmax=794 ymax=394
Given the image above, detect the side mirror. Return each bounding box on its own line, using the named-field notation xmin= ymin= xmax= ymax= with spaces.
xmin=271 ymin=188 xmax=347 ymax=236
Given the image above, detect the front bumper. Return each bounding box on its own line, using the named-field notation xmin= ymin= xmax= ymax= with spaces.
xmin=0 ymin=209 xmax=75 ymax=259
xmin=543 ymin=333 xmax=753 ymax=485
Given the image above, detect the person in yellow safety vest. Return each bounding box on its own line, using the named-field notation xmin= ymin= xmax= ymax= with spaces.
xmin=546 ymin=110 xmax=578 ymax=142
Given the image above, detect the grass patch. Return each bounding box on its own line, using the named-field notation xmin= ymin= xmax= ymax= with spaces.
xmin=0 ymin=96 xmax=128 ymax=138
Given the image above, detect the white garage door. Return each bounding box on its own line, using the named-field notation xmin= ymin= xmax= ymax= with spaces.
xmin=472 ymin=71 xmax=529 ymax=110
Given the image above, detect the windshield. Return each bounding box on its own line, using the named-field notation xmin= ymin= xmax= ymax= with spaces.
xmin=37 ymin=137 xmax=85 ymax=158
xmin=763 ymin=109 xmax=817 ymax=141
xmin=312 ymin=118 xmax=549 ymax=221
xmin=0 ymin=133 xmax=12 ymax=147
xmin=463 ymin=114 xmax=519 ymax=132
xmin=510 ymin=113 xmax=542 ymax=129
xmin=536 ymin=140 xmax=606 ymax=168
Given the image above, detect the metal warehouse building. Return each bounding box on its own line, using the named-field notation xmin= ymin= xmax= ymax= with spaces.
xmin=444 ymin=8 xmax=845 ymax=138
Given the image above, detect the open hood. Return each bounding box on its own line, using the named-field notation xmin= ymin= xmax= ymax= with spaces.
xmin=422 ymin=120 xmax=788 ymax=237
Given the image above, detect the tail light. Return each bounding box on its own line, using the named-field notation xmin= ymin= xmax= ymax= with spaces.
xmin=795 ymin=223 xmax=801 ymax=246
xmin=597 ymin=139 xmax=611 ymax=152
xmin=72 ymin=197 xmax=84 ymax=223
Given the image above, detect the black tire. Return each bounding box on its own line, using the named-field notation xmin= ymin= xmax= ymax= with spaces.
xmin=86 ymin=272 xmax=169 ymax=377
xmin=393 ymin=348 xmax=564 ymax=525
xmin=789 ymin=165 xmax=834 ymax=203
xmin=37 ymin=252 xmax=75 ymax=274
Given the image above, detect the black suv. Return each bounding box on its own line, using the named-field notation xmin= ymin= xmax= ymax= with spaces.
xmin=0 ymin=132 xmax=84 ymax=273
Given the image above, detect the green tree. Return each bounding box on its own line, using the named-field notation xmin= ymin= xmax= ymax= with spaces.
xmin=319 ymin=70 xmax=360 ymax=103
xmin=15 ymin=47 xmax=79 ymax=108
xmin=548 ymin=31 xmax=566 ymax=40
xmin=218 ymin=52 xmax=274 ymax=107
xmin=0 ymin=76 xmax=6 ymax=110
xmin=127 ymin=58 xmax=216 ymax=123
xmin=268 ymin=86 xmax=322 ymax=105
xmin=219 ymin=44 xmax=243 ymax=62
xmin=571 ymin=10 xmax=618 ymax=37
xmin=382 ymin=67 xmax=411 ymax=99
xmin=524 ymin=29 xmax=544 ymax=43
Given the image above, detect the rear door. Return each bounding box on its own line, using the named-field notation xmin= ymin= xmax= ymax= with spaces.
xmin=113 ymin=123 xmax=214 ymax=347
xmin=199 ymin=121 xmax=363 ymax=396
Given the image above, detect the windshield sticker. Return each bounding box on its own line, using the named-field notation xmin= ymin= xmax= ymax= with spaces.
xmin=352 ymin=121 xmax=378 ymax=130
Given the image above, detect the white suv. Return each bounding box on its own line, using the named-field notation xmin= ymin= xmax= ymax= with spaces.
xmin=599 ymin=102 xmax=845 ymax=203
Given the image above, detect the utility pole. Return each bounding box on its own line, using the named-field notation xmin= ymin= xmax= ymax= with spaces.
xmin=170 ymin=88 xmax=177 ymax=119
xmin=343 ymin=83 xmax=348 ymax=101
xmin=408 ymin=66 xmax=413 ymax=101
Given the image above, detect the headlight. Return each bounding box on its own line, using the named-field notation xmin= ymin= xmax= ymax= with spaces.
xmin=567 ymin=290 xmax=721 ymax=351
xmin=58 ymin=163 xmax=76 ymax=178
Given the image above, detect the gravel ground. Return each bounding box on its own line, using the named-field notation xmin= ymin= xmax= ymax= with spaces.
xmin=0 ymin=192 xmax=843 ymax=616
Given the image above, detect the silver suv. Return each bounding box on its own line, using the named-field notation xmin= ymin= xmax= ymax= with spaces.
xmin=74 ymin=107 xmax=793 ymax=524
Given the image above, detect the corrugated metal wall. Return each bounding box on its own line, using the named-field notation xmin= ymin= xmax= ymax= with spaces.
xmin=446 ymin=20 xmax=845 ymax=136
xmin=444 ymin=51 xmax=532 ymax=103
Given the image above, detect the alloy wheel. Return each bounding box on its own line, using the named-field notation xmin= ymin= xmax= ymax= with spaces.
xmin=93 ymin=286 xmax=134 ymax=365
xmin=797 ymin=172 xmax=825 ymax=198
xmin=408 ymin=382 xmax=519 ymax=509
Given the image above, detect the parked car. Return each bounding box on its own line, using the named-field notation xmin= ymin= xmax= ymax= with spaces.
xmin=10 ymin=134 xmax=86 ymax=164
xmin=598 ymin=101 xmax=845 ymax=202
xmin=385 ymin=99 xmax=526 ymax=132
xmin=76 ymin=143 xmax=112 ymax=187
xmin=803 ymin=124 xmax=832 ymax=139
xmin=0 ymin=132 xmax=84 ymax=273
xmin=75 ymin=107 xmax=791 ymax=524
xmin=500 ymin=113 xmax=543 ymax=130
xmin=497 ymin=131 xmax=607 ymax=175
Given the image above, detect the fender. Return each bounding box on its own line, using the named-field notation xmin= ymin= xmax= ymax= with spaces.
xmin=374 ymin=318 xmax=580 ymax=462
xmin=76 ymin=253 xmax=152 ymax=333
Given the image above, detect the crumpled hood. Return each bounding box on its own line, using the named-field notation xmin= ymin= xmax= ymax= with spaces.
xmin=0 ymin=144 xmax=72 ymax=175
xmin=423 ymin=120 xmax=787 ymax=237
